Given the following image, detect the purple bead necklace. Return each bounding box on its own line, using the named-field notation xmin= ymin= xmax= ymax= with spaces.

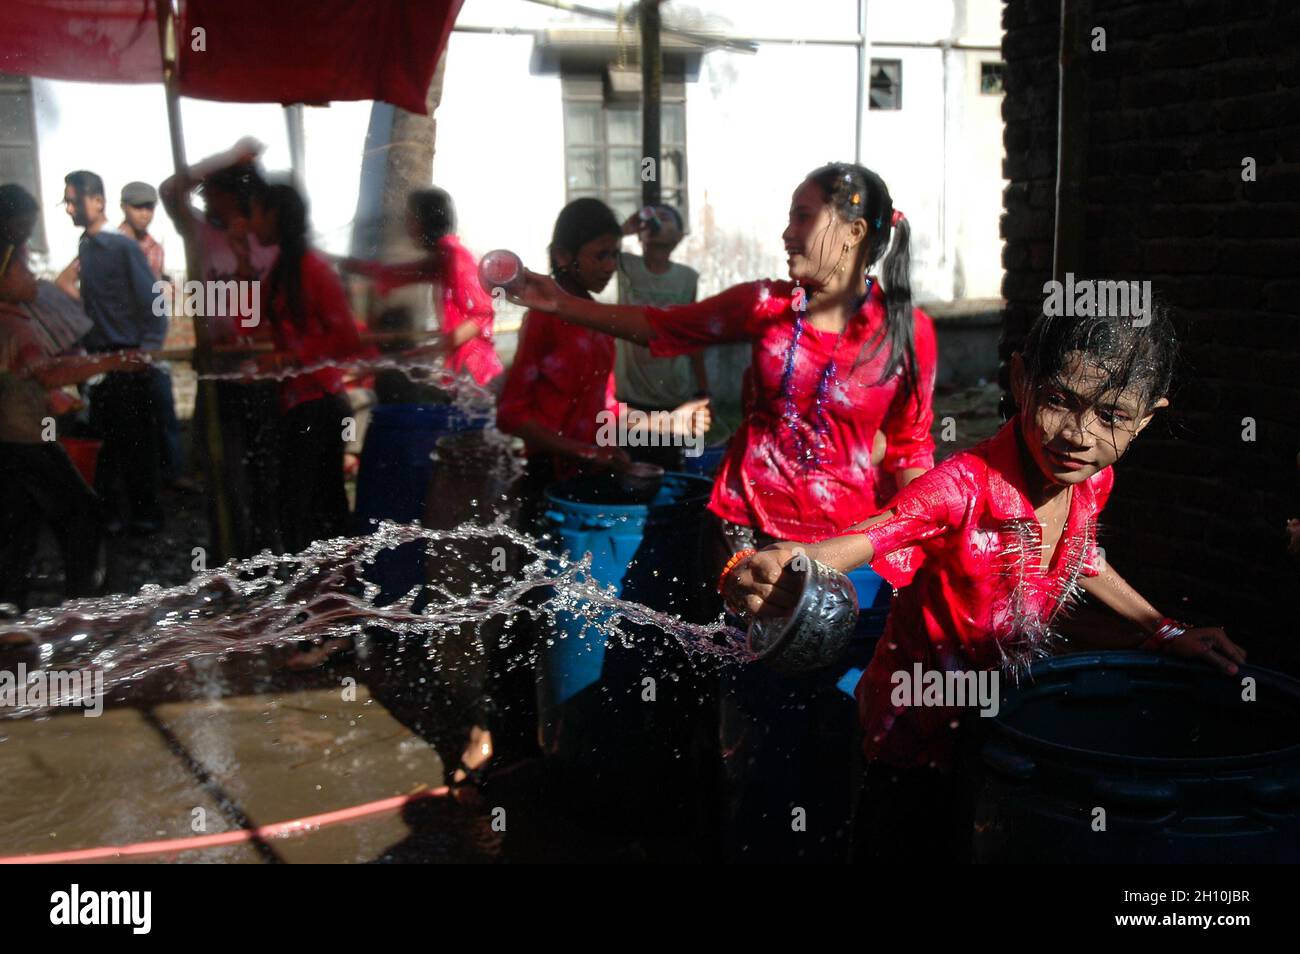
xmin=778 ymin=278 xmax=874 ymax=469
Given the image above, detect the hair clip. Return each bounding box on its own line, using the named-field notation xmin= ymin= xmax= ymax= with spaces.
xmin=851 ymin=192 xmax=861 ymax=205
xmin=891 ymin=209 xmax=905 ymax=226
xmin=873 ymin=217 xmax=881 ymax=229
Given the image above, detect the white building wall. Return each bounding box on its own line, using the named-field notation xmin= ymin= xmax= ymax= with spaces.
xmin=435 ymin=0 xmax=1006 ymax=303
xmin=432 ymin=30 xmax=565 ymax=280
xmin=25 ymin=0 xmax=1004 ymax=305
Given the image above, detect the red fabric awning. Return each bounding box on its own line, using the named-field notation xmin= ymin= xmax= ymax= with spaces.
xmin=0 ymin=0 xmax=463 ymax=114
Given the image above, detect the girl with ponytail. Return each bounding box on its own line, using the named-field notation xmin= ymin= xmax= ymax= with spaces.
xmin=511 ymin=163 xmax=936 ymax=552
xmin=509 ymin=164 xmax=937 ymax=860
xmin=250 ymin=182 xmax=363 ymax=553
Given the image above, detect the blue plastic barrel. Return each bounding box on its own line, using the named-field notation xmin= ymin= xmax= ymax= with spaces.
xmin=968 ymin=652 xmax=1300 ymax=862
xmin=536 ymin=472 xmax=713 ymax=752
xmin=354 ymin=403 xmax=487 ymax=601
xmin=835 ymin=566 xmax=892 ymax=697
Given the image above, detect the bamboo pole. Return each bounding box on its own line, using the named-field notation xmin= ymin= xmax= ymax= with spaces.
xmin=640 ymin=0 xmax=662 ymax=209
xmin=155 ymin=0 xmax=236 ymax=559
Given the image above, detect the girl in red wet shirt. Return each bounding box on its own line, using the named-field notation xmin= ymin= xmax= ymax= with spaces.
xmin=510 ymin=164 xmax=935 ymax=564
xmin=497 ymin=198 xmax=709 ymax=513
xmin=480 ymin=199 xmax=708 ymax=778
xmin=250 ymin=183 xmax=363 ymax=553
xmin=509 ymin=164 xmax=934 ymax=860
xmin=340 ymin=187 xmax=503 ymax=388
xmin=727 ymin=303 xmax=1247 ymax=862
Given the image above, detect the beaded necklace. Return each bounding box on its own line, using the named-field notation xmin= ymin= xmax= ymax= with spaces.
xmin=777 ymin=278 xmax=874 ymax=469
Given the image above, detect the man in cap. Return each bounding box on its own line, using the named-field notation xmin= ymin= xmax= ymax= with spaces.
xmin=118 ymin=181 xmax=165 ymax=280
xmin=119 ymin=180 xmax=188 ymax=491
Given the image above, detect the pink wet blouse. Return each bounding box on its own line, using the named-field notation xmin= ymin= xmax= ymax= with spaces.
xmin=854 ymin=416 xmax=1113 ymax=770
xmin=266 ymin=251 xmax=363 ymax=413
xmin=645 ymin=279 xmax=936 ymax=542
xmin=496 ymin=308 xmax=618 ymax=479
xmin=351 ymin=235 xmax=504 ymax=386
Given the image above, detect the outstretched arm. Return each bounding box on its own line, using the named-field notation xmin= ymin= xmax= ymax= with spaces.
xmin=722 ymin=533 xmax=880 ymax=619
xmin=723 ymin=466 xmax=967 ymax=618
xmin=1079 ymin=562 xmax=1247 ymax=674
xmin=511 ymin=270 xmax=655 ymax=344
xmin=27 ymin=350 xmax=149 ymax=389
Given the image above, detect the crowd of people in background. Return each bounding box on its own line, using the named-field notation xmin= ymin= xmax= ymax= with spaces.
xmin=0 ymin=135 xmax=721 ymax=614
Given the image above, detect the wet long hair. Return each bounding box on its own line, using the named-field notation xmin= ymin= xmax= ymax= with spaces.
xmin=548 ymin=197 xmax=622 ymax=297
xmin=806 ymin=162 xmax=917 ymax=400
xmin=408 ymin=187 xmax=456 ymax=247
xmin=1020 ymin=294 xmax=1177 ymax=414
xmin=257 ymin=182 xmax=310 ymax=332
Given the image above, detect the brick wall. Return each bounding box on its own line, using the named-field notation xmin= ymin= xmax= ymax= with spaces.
xmin=1000 ymin=0 xmax=1300 ymax=668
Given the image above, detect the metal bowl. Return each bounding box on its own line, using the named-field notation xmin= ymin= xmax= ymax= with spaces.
xmin=478 ymin=249 xmax=524 ymax=294
xmin=747 ymin=558 xmax=859 ymax=674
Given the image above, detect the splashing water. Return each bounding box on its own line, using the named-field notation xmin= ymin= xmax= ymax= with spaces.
xmin=0 ymin=519 xmax=750 ymax=718
xmin=0 ymin=358 xmax=748 ymax=717
xmin=194 ymin=352 xmax=496 ymax=420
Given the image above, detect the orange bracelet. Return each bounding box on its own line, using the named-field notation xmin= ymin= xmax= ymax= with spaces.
xmin=717 ymin=548 xmax=757 ymax=595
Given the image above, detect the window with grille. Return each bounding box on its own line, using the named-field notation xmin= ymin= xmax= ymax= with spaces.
xmin=561 ymin=67 xmax=687 ymax=227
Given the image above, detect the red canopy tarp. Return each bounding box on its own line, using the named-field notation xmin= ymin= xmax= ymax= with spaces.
xmin=1 ymin=0 xmax=463 ymax=113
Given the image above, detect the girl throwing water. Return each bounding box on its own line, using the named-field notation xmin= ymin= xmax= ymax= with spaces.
xmin=509 ymin=164 xmax=934 ymax=561
xmin=507 ymin=164 xmax=937 ymax=860
xmin=341 ymin=187 xmax=504 ymax=388
xmin=727 ymin=302 xmax=1247 ymax=861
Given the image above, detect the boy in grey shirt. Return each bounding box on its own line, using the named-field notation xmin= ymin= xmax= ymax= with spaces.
xmin=615 ymin=205 xmax=708 ymax=468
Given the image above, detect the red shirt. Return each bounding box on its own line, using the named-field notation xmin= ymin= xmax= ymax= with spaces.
xmin=496 ymin=307 xmax=617 ymax=477
xmin=854 ymin=417 xmax=1113 ymax=770
xmin=351 ymin=235 xmax=503 ymax=386
xmin=267 ymin=251 xmax=363 ymax=412
xmin=645 ymin=280 xmax=936 ymax=542
xmin=118 ymin=222 xmax=164 ymax=280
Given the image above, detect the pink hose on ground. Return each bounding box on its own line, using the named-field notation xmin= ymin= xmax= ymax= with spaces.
xmin=0 ymin=785 xmax=452 ymax=864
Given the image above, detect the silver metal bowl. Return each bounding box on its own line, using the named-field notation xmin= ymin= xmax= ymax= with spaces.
xmin=747 ymin=558 xmax=859 ymax=674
